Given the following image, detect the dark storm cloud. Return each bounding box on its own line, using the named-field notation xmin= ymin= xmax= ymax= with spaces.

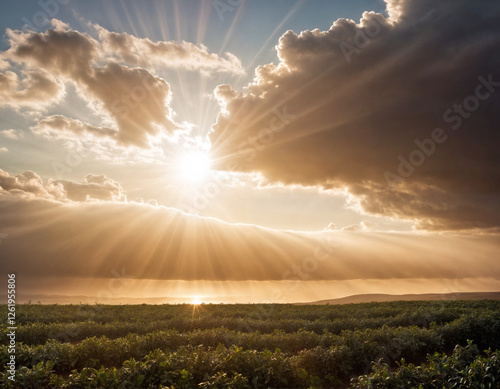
xmin=209 ymin=0 xmax=500 ymax=230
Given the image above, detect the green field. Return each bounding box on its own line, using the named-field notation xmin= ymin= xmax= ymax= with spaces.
xmin=2 ymin=300 xmax=500 ymax=388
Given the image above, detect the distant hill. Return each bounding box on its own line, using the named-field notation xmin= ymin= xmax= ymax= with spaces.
xmin=298 ymin=292 xmax=500 ymax=305
xmin=3 ymin=291 xmax=500 ymax=305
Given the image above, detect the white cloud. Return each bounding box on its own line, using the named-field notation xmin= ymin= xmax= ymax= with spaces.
xmin=0 ymin=169 xmax=125 ymax=202
xmin=0 ymin=129 xmax=23 ymax=139
xmin=96 ymin=25 xmax=245 ymax=75
xmin=0 ymin=69 xmax=65 ymax=109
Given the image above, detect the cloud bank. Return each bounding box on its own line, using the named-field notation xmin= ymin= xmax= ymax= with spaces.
xmin=209 ymin=0 xmax=500 ymax=230
xmin=1 ymin=168 xmax=499 ymax=284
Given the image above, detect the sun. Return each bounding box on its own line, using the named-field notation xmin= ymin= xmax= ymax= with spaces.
xmin=178 ymin=151 xmax=212 ymax=182
xmin=191 ymin=296 xmax=203 ymax=305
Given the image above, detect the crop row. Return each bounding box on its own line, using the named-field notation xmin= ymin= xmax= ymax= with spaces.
xmin=1 ymin=325 xmax=445 ymax=374
xmin=352 ymin=341 xmax=500 ymax=388
xmin=3 ymin=342 xmax=500 ymax=389
xmin=0 ymin=312 xmax=463 ymax=346
xmin=5 ymin=346 xmax=310 ymax=389
xmin=2 ymin=301 xmax=500 ymax=388
xmin=2 ymin=313 xmax=499 ymax=376
xmin=2 ymin=300 xmax=499 ymax=326
xmin=3 ymin=304 xmax=499 ymax=347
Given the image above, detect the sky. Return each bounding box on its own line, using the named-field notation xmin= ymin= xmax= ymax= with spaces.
xmin=0 ymin=0 xmax=499 ymax=303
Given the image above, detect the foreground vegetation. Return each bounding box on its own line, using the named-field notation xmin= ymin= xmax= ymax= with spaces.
xmin=1 ymin=300 xmax=500 ymax=388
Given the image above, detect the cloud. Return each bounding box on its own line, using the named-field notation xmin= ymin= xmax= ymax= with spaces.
xmin=6 ymin=22 xmax=98 ymax=81
xmin=2 ymin=20 xmax=245 ymax=148
xmin=324 ymin=221 xmax=373 ymax=231
xmin=84 ymin=63 xmax=176 ymax=147
xmin=0 ymin=57 xmax=9 ymax=71
xmin=209 ymin=0 xmax=500 ymax=231
xmin=0 ymin=169 xmax=125 ymax=202
xmin=0 ymin=168 xmax=499 ymax=283
xmin=96 ymin=26 xmax=245 ymax=75
xmin=5 ymin=21 xmax=206 ymax=148
xmin=31 ymin=114 xmax=167 ymax=165
xmin=53 ymin=174 xmax=126 ymax=202
xmin=0 ymin=69 xmax=64 ymax=109
xmin=32 ymin=115 xmax=117 ymax=140
xmin=324 ymin=222 xmax=337 ymax=231
xmin=6 ymin=24 xmax=176 ymax=148
xmin=0 ymin=147 xmax=8 ymax=153
xmin=28 ymin=61 xmax=177 ymax=148
xmin=341 ymin=221 xmax=373 ymax=232
xmin=0 ymin=129 xmax=23 ymax=139
xmin=0 ymin=169 xmax=61 ymax=199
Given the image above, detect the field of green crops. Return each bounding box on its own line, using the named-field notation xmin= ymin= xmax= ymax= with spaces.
xmin=1 ymin=300 xmax=500 ymax=388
